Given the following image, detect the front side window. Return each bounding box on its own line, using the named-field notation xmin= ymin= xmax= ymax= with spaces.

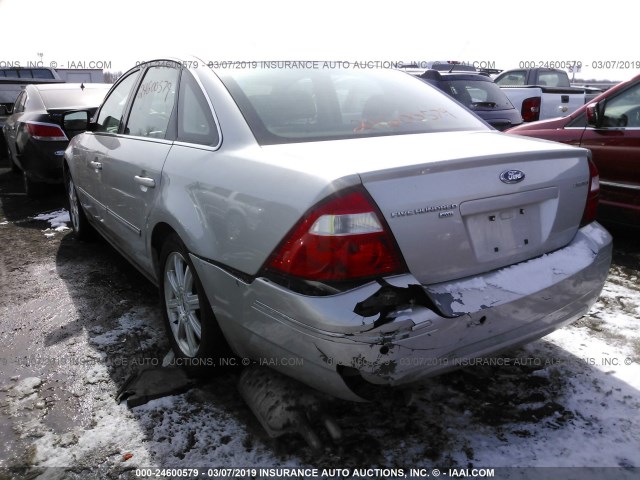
xmin=567 ymin=113 xmax=587 ymax=128
xmin=96 ymin=71 xmax=140 ymax=133
xmin=125 ymin=65 xmax=179 ymax=139
xmin=601 ymin=83 xmax=640 ymax=128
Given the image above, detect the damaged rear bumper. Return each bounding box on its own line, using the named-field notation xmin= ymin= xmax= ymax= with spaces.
xmin=191 ymin=222 xmax=612 ymax=401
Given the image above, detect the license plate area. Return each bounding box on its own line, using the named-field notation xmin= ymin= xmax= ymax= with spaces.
xmin=460 ymin=188 xmax=558 ymax=262
xmin=464 ymin=206 xmax=541 ymax=261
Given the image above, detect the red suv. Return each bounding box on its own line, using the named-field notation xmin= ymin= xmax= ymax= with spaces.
xmin=508 ymin=73 xmax=640 ymax=227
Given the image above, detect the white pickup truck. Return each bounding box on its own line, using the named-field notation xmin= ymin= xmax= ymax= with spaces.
xmin=494 ymin=68 xmax=601 ymax=122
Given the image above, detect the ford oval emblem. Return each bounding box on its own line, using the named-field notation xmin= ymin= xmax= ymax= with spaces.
xmin=500 ymin=169 xmax=525 ymax=184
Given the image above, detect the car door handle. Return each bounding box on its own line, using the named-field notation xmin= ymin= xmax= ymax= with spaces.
xmin=90 ymin=160 xmax=102 ymax=170
xmin=134 ymin=176 xmax=156 ymax=188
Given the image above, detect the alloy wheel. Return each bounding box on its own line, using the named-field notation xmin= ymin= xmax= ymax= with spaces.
xmin=164 ymin=251 xmax=202 ymax=357
xmin=67 ymin=177 xmax=80 ymax=232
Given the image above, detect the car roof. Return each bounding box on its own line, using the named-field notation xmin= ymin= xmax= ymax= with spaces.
xmin=31 ymin=83 xmax=111 ymax=92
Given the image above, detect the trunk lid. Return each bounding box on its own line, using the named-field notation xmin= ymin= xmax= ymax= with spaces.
xmin=357 ymin=132 xmax=591 ymax=285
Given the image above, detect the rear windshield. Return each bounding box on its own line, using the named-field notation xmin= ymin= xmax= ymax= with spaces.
xmin=443 ymin=79 xmax=514 ymax=110
xmin=39 ymin=86 xmax=110 ymax=109
xmin=218 ymin=68 xmax=487 ymax=145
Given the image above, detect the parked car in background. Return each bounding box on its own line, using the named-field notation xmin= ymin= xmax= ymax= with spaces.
xmin=416 ymin=69 xmax=522 ymax=130
xmin=508 ymin=73 xmax=640 ymax=227
xmin=0 ymin=67 xmax=66 ymax=163
xmin=64 ymin=57 xmax=610 ymax=402
xmin=2 ymin=82 xmax=110 ymax=196
xmin=495 ymin=68 xmax=601 ymax=122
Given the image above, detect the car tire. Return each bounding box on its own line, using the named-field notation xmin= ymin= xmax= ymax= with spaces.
xmin=159 ymin=234 xmax=233 ymax=374
xmin=64 ymin=169 xmax=95 ymax=241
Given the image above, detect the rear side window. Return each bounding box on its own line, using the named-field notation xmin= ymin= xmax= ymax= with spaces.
xmin=96 ymin=71 xmax=140 ymax=133
xmin=31 ymin=69 xmax=55 ymax=79
xmin=125 ymin=65 xmax=179 ymax=139
xmin=446 ymin=80 xmax=514 ymax=110
xmin=537 ymin=71 xmax=569 ymax=87
xmin=177 ymin=72 xmax=219 ymax=146
xmin=13 ymin=91 xmax=27 ymax=113
xmin=1 ymin=69 xmax=55 ymax=79
xmin=496 ymin=70 xmax=526 ymax=86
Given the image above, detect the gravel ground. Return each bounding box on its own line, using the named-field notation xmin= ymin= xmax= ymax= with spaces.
xmin=0 ymin=162 xmax=638 ymax=480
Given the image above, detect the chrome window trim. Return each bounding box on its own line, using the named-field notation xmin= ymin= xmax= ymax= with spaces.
xmin=600 ymin=180 xmax=640 ymax=191
xmin=586 ymin=127 xmax=640 ymax=131
xmin=87 ymin=131 xmax=174 ymax=145
xmin=171 ymin=140 xmax=220 ymax=152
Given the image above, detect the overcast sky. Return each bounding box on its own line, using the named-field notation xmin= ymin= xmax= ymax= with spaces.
xmin=1 ymin=0 xmax=637 ymax=82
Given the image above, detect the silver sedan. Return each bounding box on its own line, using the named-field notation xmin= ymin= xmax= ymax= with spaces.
xmin=64 ymin=57 xmax=611 ymax=401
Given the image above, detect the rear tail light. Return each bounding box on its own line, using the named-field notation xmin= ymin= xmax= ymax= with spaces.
xmin=580 ymin=157 xmax=600 ymax=226
xmin=263 ymin=188 xmax=407 ymax=282
xmin=26 ymin=122 xmax=68 ymax=141
xmin=521 ymin=97 xmax=541 ymax=122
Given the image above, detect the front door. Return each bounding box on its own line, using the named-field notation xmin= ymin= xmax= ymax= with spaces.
xmin=75 ymin=70 xmax=141 ymax=224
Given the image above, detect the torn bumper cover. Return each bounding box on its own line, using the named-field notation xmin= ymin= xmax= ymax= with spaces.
xmin=192 ymin=222 xmax=612 ymax=401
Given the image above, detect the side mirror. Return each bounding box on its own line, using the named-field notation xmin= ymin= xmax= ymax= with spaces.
xmin=586 ymin=102 xmax=601 ymax=128
xmin=63 ymin=111 xmax=90 ymax=137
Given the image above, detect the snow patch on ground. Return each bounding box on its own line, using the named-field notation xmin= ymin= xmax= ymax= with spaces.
xmin=33 ymin=209 xmax=70 ymax=236
xmin=11 ymin=377 xmax=43 ymax=399
xmin=89 ymin=306 xmax=164 ymax=352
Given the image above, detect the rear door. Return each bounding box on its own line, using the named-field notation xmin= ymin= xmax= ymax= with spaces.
xmin=100 ymin=62 xmax=180 ymax=271
xmin=580 ymin=80 xmax=640 ymax=222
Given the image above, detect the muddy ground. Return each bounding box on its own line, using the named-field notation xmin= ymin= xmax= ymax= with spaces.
xmin=0 ymin=159 xmax=638 ymax=480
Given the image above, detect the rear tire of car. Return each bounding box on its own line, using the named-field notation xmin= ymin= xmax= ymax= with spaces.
xmin=64 ymin=169 xmax=95 ymax=241
xmin=159 ymin=234 xmax=233 ymax=375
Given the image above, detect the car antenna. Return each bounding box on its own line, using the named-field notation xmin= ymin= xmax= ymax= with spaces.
xmin=81 ymin=82 xmax=85 ymax=90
